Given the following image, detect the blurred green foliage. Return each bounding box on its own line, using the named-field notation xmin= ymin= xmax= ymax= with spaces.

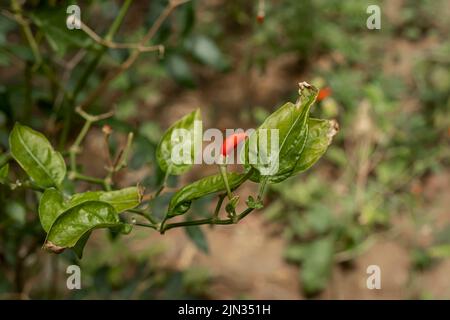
xmin=1 ymin=0 xmax=450 ymax=299
xmin=247 ymin=0 xmax=450 ymax=296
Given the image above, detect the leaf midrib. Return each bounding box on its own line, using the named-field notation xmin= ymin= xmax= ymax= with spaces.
xmin=264 ymin=102 xmax=309 ymax=170
xmin=16 ymin=127 xmax=55 ymax=185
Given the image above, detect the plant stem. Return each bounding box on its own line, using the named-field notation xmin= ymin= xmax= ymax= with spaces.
xmin=128 ymin=208 xmax=158 ymax=225
xmin=162 ymin=204 xmax=257 ymax=232
xmin=104 ymin=131 xmax=134 ymax=189
xmin=72 ymin=0 xmax=132 ymax=99
xmin=61 ymin=0 xmax=133 ymax=148
xmin=70 ymin=120 xmax=92 ymax=172
xmin=76 ymin=0 xmax=189 ymax=111
xmin=133 ymin=221 xmax=158 ymax=230
xmin=155 ymin=167 xmax=171 ymax=198
xmin=68 ymin=109 xmax=115 ymax=189
xmin=114 ymin=132 xmax=134 ymax=171
xmin=218 ymin=164 xmax=233 ymax=200
xmin=105 ymin=0 xmax=133 ymax=41
xmin=11 ymin=0 xmax=42 ymax=69
xmin=237 ymin=207 xmax=254 ymax=221
xmin=70 ymin=172 xmax=107 ymax=187
xmin=10 ymin=180 xmax=45 ymax=192
xmin=163 ymin=217 xmax=234 ymax=232
xmin=257 ymin=176 xmax=268 ymax=200
xmin=213 ymin=193 xmax=226 ymax=220
xmin=24 ymin=62 xmax=32 ymax=121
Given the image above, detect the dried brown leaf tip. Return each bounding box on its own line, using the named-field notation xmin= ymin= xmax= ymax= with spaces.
xmin=43 ymin=241 xmax=65 ymax=254
xmin=328 ymin=119 xmax=340 ymax=140
xmin=298 ymin=81 xmax=312 ymax=90
xmin=137 ymin=184 xmax=145 ymax=202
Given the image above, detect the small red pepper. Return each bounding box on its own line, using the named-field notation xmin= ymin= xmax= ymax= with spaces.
xmin=256 ymin=14 xmax=265 ymax=24
xmin=317 ymin=87 xmax=332 ymax=102
xmin=221 ymin=132 xmax=247 ymax=157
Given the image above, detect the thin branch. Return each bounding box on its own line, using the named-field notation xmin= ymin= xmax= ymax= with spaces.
xmin=77 ymin=0 xmax=190 ymax=111
xmin=237 ymin=207 xmax=254 ymax=221
xmin=7 ymin=3 xmax=41 ymax=69
xmin=75 ymin=106 xmax=115 ymax=122
xmin=213 ymin=193 xmax=227 ymax=219
xmin=163 ymin=217 xmax=234 ymax=232
xmin=80 ymin=22 xmax=164 ymax=53
xmin=133 ymin=221 xmax=158 ymax=230
xmin=162 ymin=204 xmax=257 ymax=232
xmin=70 ymin=172 xmax=107 ymax=187
xmin=59 ymin=0 xmax=134 ymax=148
xmin=127 ymin=208 xmax=158 ymax=225
xmin=68 ymin=109 xmax=115 ymax=187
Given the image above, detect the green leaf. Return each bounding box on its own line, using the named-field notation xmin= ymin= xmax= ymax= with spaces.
xmin=284 ymin=244 xmax=308 ymax=263
xmin=246 ymin=195 xmax=264 ymax=209
xmin=9 ymin=123 xmax=66 ymax=188
xmin=39 ymin=187 xmax=141 ymax=233
xmin=45 ymin=201 xmax=121 ymax=250
xmin=69 ymin=187 xmax=142 ymax=213
xmin=185 ymin=224 xmax=209 ymax=254
xmin=6 ymin=201 xmax=26 ymax=225
xmin=243 ymin=84 xmax=318 ymax=183
xmin=0 ymin=163 xmax=9 ymax=184
xmin=165 ymin=54 xmax=196 ymax=88
xmin=72 ymin=224 xmax=132 ymax=259
xmin=301 ymin=236 xmax=334 ymax=296
xmin=168 ymin=172 xmax=247 ymax=217
xmin=72 ymin=231 xmax=91 ymax=259
xmin=156 ymin=109 xmax=201 ymax=175
xmin=292 ymin=118 xmax=339 ymax=175
xmin=39 ymin=188 xmax=65 ymax=232
xmin=429 ymin=244 xmax=450 ymax=258
xmin=185 ymin=35 xmax=229 ymax=71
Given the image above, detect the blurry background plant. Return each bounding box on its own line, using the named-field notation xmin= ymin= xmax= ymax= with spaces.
xmin=1 ymin=0 xmax=450 ymax=299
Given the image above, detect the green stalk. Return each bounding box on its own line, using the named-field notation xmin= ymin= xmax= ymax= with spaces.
xmin=60 ymin=0 xmax=133 ymax=148
xmin=128 ymin=208 xmax=158 ymax=225
xmin=218 ymin=164 xmax=233 ymax=200
xmin=11 ymin=0 xmax=42 ymax=69
xmin=71 ymin=172 xmax=106 ymax=187
xmin=105 ymin=0 xmax=133 ymax=41
xmin=155 ymin=167 xmax=171 ymax=198
xmin=213 ymin=193 xmax=226 ymax=220
xmin=69 ymin=120 xmax=92 ymax=172
xmin=74 ymin=0 xmax=133 ymax=98
xmin=257 ymin=176 xmax=268 ymax=200
xmin=24 ymin=62 xmax=32 ymax=121
xmin=163 ymin=217 xmax=234 ymax=232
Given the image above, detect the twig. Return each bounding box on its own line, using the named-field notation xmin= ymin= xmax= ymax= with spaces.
xmin=60 ymin=0 xmax=134 ymax=148
xmin=8 ymin=2 xmax=41 ymax=70
xmin=77 ymin=0 xmax=190 ymax=111
xmin=80 ymin=22 xmax=163 ymax=53
xmin=68 ymin=108 xmax=115 ymax=188
xmin=128 ymin=208 xmax=158 ymax=225
xmin=213 ymin=193 xmax=227 ymax=220
xmin=70 ymin=172 xmax=108 ymax=188
xmin=155 ymin=167 xmax=171 ymax=198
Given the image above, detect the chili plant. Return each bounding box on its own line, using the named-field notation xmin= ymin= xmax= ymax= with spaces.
xmin=1 ymin=82 xmax=338 ymax=258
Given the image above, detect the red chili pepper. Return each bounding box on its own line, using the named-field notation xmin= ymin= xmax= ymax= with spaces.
xmin=317 ymin=87 xmax=332 ymax=101
xmin=221 ymin=132 xmax=247 ymax=157
xmin=257 ymin=14 xmax=265 ymax=24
